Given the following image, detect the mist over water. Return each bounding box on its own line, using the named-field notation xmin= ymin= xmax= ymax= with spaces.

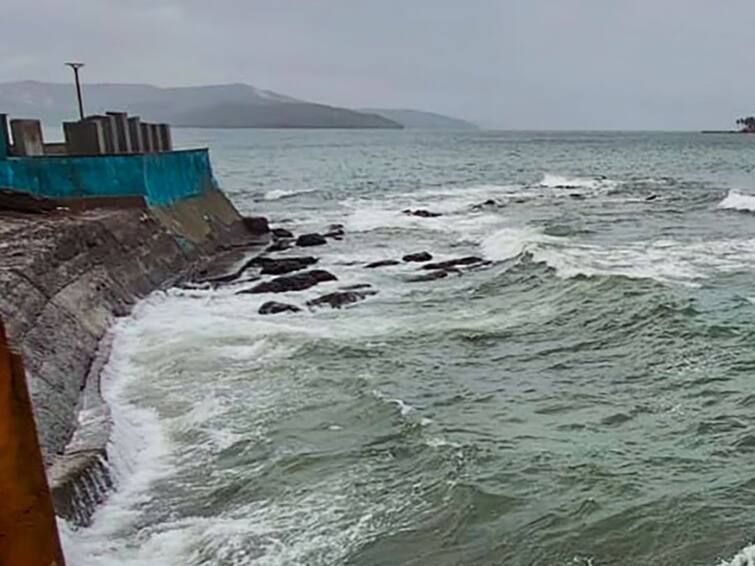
xmin=63 ymin=130 xmax=755 ymax=565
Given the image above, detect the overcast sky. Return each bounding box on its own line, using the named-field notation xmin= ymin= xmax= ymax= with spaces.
xmin=1 ymin=0 xmax=754 ymax=129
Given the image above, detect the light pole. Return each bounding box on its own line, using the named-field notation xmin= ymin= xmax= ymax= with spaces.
xmin=64 ymin=62 xmax=85 ymax=120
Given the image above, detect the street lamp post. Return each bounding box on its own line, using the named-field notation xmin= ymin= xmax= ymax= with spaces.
xmin=64 ymin=62 xmax=85 ymax=120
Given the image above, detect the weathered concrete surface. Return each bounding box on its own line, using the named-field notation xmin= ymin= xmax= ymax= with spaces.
xmin=0 ymin=318 xmax=66 ymax=565
xmin=0 ymin=188 xmax=255 ymax=464
xmin=0 ymin=186 xmax=268 ymax=527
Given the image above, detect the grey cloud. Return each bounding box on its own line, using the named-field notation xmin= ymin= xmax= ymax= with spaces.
xmin=1 ymin=0 xmax=753 ymax=129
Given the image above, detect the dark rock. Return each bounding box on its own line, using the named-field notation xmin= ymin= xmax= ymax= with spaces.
xmin=242 ymin=216 xmax=270 ymax=235
xmin=569 ymin=193 xmax=585 ymax=199
xmin=341 ymin=283 xmax=373 ymax=291
xmin=422 ymin=256 xmax=484 ymax=271
xmin=306 ymin=290 xmax=377 ymax=309
xmin=472 ymin=199 xmax=499 ymax=210
xmin=403 ymin=252 xmax=433 ymax=263
xmin=258 ymin=256 xmax=318 ymax=275
xmin=259 ymin=301 xmax=301 ymax=315
xmin=267 ymin=239 xmax=292 ymax=253
xmin=365 ymin=259 xmax=401 ymax=269
xmin=296 ymin=233 xmax=328 ymax=247
xmin=403 ymin=209 xmax=442 ymax=218
xmin=645 ymin=194 xmax=658 ymax=201
xmin=272 ymin=227 xmax=294 ymax=238
xmin=407 ymin=270 xmax=452 ymax=282
xmin=239 ymin=269 xmax=337 ymax=294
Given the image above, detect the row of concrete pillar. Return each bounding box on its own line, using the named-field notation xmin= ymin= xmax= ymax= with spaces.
xmin=0 ymin=112 xmax=173 ymax=158
xmin=64 ymin=112 xmax=173 ymax=156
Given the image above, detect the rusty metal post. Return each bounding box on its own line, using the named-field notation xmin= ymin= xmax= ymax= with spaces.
xmin=0 ymin=318 xmax=66 ymax=566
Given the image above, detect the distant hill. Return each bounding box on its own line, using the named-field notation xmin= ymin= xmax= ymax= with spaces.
xmin=170 ymin=102 xmax=400 ymax=129
xmin=359 ymin=108 xmax=477 ymax=129
xmin=0 ymin=81 xmax=402 ymax=129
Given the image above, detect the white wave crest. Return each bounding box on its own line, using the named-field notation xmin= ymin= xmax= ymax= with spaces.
xmin=718 ymin=190 xmax=755 ymax=212
xmin=481 ymin=226 xmax=552 ymax=261
xmin=718 ymin=543 xmax=755 ymax=566
xmin=263 ymin=187 xmax=318 ymax=201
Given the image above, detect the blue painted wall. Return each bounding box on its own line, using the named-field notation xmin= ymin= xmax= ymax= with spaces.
xmin=0 ymin=148 xmax=217 ymax=207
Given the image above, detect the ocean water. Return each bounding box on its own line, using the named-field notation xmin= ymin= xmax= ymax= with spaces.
xmin=62 ymin=130 xmax=755 ymax=566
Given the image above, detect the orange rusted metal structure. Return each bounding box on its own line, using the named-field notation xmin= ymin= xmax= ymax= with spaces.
xmin=0 ymin=317 xmax=66 ymax=566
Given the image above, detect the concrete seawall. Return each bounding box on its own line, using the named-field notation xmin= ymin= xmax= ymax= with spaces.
xmin=0 ymin=187 xmax=264 ymax=525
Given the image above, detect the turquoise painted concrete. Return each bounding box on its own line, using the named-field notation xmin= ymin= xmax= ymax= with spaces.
xmin=0 ymin=149 xmax=217 ymax=207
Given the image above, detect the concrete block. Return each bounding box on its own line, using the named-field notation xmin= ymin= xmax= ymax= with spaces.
xmin=158 ymin=124 xmax=173 ymax=151
xmin=106 ymin=112 xmax=132 ymax=154
xmin=10 ymin=119 xmax=45 ymax=156
xmin=127 ymin=117 xmax=144 ymax=153
xmin=63 ymin=120 xmax=105 ymax=156
xmin=85 ymin=115 xmax=120 ymax=154
xmin=141 ymin=123 xmax=154 ymax=153
xmin=0 ymin=114 xmax=9 ymax=157
xmin=151 ymin=123 xmax=163 ymax=152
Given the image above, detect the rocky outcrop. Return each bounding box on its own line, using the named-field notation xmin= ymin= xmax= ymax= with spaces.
xmin=403 ymin=209 xmax=442 ymax=218
xmin=421 ymin=256 xmax=486 ymax=271
xmin=252 ymin=256 xmax=318 ymax=276
xmin=296 ymin=233 xmax=327 ymax=247
xmin=242 ymin=216 xmax=270 ymax=235
xmin=365 ymin=259 xmax=401 ymax=269
xmin=271 ymin=227 xmax=294 ymax=239
xmin=306 ymin=289 xmax=377 ymax=309
xmin=238 ymin=269 xmax=337 ymax=294
xmin=403 ymin=252 xmax=432 ymax=263
xmin=259 ymin=301 xmax=301 ymax=315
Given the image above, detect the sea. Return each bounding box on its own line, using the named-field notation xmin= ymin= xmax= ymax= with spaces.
xmin=61 ymin=130 xmax=755 ymax=566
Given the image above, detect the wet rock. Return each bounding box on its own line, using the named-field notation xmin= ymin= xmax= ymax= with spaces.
xmin=239 ymin=269 xmax=337 ymax=294
xmin=272 ymin=227 xmax=294 ymax=238
xmin=421 ymin=256 xmax=485 ymax=271
xmin=645 ymin=194 xmax=658 ymax=201
xmin=266 ymin=239 xmax=292 ymax=253
xmin=242 ymin=216 xmax=270 ymax=235
xmin=403 ymin=209 xmax=442 ymax=218
xmin=403 ymin=252 xmax=433 ymax=263
xmin=407 ymin=270 xmax=453 ymax=282
xmin=569 ymin=193 xmax=586 ymax=199
xmin=306 ymin=290 xmax=377 ymax=309
xmin=259 ymin=301 xmax=301 ymax=315
xmin=365 ymin=259 xmax=401 ymax=269
xmin=472 ymin=199 xmax=500 ymax=210
xmin=296 ymin=233 xmax=328 ymax=247
xmin=255 ymin=256 xmax=318 ymax=275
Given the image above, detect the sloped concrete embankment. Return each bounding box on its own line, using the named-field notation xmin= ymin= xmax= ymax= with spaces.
xmin=0 ymin=188 xmax=262 ymax=525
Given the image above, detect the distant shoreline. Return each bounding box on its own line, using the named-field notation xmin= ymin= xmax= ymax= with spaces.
xmin=701 ymin=130 xmax=755 ymax=134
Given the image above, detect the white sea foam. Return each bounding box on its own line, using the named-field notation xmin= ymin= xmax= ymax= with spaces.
xmin=718 ymin=543 xmax=755 ymax=566
xmin=481 ymin=226 xmax=554 ymax=261
xmin=263 ymin=186 xmax=318 ymax=201
xmin=718 ymin=190 xmax=755 ymax=212
xmin=480 ymin=224 xmax=755 ymax=284
xmin=59 ymin=308 xmax=176 ymax=563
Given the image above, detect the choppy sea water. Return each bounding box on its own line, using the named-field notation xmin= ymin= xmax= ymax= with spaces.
xmin=62 ymin=130 xmax=755 ymax=565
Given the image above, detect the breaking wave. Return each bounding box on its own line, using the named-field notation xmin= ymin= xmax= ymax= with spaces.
xmin=718 ymin=190 xmax=755 ymax=212
xmin=263 ymin=187 xmax=319 ymax=201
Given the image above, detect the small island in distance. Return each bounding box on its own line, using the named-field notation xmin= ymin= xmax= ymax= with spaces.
xmin=702 ymin=116 xmax=755 ymax=134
